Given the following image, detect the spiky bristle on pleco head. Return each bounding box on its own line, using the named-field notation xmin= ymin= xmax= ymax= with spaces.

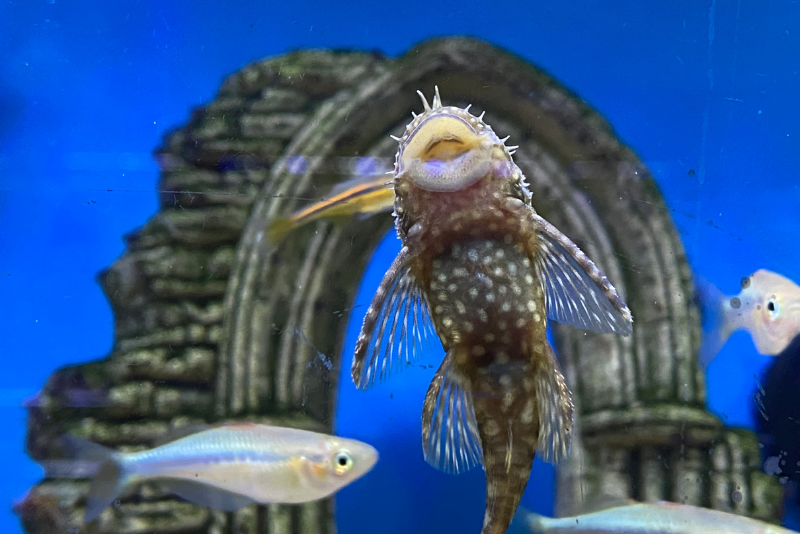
xmin=416 ymin=85 xmax=443 ymax=112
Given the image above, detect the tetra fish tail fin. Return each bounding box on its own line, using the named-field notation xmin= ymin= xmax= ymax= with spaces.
xmin=54 ymin=435 xmax=132 ymax=523
xmin=535 ymin=346 xmax=574 ymax=464
xmin=695 ymin=275 xmax=735 ymax=369
xmin=39 ymin=434 xmax=115 ymax=479
xmin=421 ymin=349 xmax=483 ymax=474
xmin=266 ymin=216 xmax=298 ymax=244
xmin=84 ymin=458 xmax=131 ymax=522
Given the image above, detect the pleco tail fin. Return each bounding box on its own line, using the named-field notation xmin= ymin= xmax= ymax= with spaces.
xmin=695 ymin=275 xmax=734 ymax=369
xmin=471 ymin=362 xmax=540 ymax=534
xmin=55 ymin=435 xmax=129 ymax=523
xmin=470 ymin=343 xmax=573 ymax=534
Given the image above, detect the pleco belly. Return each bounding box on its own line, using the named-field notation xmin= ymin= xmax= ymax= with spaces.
xmin=427 ymin=238 xmax=567 ymax=534
xmin=428 ymin=238 xmax=545 ymax=352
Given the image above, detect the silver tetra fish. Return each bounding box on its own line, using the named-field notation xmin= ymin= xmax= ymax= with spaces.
xmin=517 ymin=501 xmax=797 ymax=534
xmin=350 ymin=88 xmax=633 ymax=534
xmin=43 ymin=422 xmax=378 ymax=522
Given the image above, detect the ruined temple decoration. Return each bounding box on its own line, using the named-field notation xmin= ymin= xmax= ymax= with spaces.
xmin=18 ymin=38 xmax=782 ymax=534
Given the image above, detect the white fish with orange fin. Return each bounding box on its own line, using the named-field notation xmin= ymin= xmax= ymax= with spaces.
xmin=515 ymin=501 xmax=797 ymax=533
xmin=698 ymin=269 xmax=800 ymax=368
xmin=40 ymin=422 xmax=378 ymax=522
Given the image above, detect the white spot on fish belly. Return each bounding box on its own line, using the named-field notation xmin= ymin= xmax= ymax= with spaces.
xmin=521 ymin=400 xmax=535 ymax=423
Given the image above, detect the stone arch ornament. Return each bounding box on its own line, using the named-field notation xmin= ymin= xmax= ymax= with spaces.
xmin=19 ymin=38 xmax=780 ymax=533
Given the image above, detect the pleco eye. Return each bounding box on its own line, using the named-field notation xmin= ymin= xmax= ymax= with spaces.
xmin=334 ymin=450 xmax=353 ymax=474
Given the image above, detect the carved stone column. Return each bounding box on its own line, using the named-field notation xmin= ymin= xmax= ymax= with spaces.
xmin=18 ymin=38 xmax=781 ymax=534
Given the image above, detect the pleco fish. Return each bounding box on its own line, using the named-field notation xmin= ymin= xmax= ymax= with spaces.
xmin=267 ymin=173 xmax=395 ymax=243
xmin=350 ymin=88 xmax=633 ymax=534
xmin=516 ymin=501 xmax=797 ymax=533
xmin=698 ymin=268 xmax=800 ymax=368
xmin=44 ymin=422 xmax=378 ymax=522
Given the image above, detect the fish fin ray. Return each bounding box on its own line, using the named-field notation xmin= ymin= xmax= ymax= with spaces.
xmin=351 ymin=248 xmax=435 ymax=389
xmin=159 ymin=479 xmax=256 ymax=511
xmin=534 ymin=348 xmax=573 ymax=464
xmin=530 ymin=212 xmax=633 ymax=336
xmin=421 ymin=350 xmax=483 ymax=474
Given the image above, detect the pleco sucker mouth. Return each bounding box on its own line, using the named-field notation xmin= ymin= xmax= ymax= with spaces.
xmin=399 ymin=111 xmax=494 ymax=192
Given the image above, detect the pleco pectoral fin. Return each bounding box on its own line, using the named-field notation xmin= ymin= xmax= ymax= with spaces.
xmin=351 ymin=247 xmax=436 ymax=390
xmin=160 ymin=479 xmax=257 ymax=512
xmin=534 ymin=346 xmax=574 ymax=464
xmin=421 ymin=350 xmax=483 ymax=474
xmin=529 ymin=212 xmax=633 ymax=336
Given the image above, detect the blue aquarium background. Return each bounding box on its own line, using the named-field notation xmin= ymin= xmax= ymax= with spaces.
xmin=1 ymin=1 xmax=799 ymax=533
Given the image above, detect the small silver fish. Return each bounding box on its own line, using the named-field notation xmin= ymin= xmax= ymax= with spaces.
xmin=45 ymin=422 xmax=378 ymax=522
xmin=517 ymin=501 xmax=796 ymax=533
xmin=699 ymin=268 xmax=800 ymax=368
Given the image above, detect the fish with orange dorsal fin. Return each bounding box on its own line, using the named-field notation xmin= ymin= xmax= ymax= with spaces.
xmin=350 ymin=87 xmax=633 ymax=534
xmin=36 ymin=423 xmax=378 ymax=523
xmin=698 ymin=269 xmax=800 ymax=368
